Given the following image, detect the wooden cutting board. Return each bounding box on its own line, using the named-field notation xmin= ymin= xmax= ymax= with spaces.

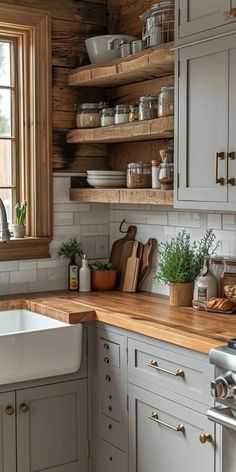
xmin=109 ymin=225 xmax=137 ymax=270
xmin=137 ymin=238 xmax=157 ymax=289
xmin=118 ymin=240 xmax=136 ymax=290
xmin=122 ymin=241 xmax=140 ymax=292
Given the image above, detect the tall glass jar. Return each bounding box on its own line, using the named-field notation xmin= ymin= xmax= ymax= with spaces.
xmin=139 ymin=96 xmax=159 ymax=121
xmin=76 ymin=103 xmax=101 ymax=128
xmin=158 ymin=86 xmax=174 ymax=117
xmin=127 ymin=162 xmax=152 ymax=188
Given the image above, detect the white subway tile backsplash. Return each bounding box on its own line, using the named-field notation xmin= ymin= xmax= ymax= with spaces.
xmin=0 ymin=261 xmax=19 ymax=272
xmin=54 ymin=212 xmax=74 ymax=226
xmin=19 ymin=261 xmax=37 ymax=271
xmin=53 ymin=177 xmax=71 ymax=203
xmin=10 ymin=269 xmax=37 ymax=284
xmin=208 ymin=214 xmax=222 ymax=229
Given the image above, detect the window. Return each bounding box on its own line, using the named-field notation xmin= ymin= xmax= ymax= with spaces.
xmin=0 ymin=4 xmax=52 ymax=261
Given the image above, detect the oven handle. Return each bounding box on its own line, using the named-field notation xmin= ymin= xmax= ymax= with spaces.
xmin=207 ymin=406 xmax=236 ymax=431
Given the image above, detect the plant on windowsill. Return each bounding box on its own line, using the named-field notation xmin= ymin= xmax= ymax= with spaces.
xmin=13 ymin=201 xmax=27 ymax=238
xmin=155 ymin=229 xmax=218 ymax=307
xmin=58 ymin=238 xmax=83 ymax=291
xmin=89 ymin=262 xmax=117 ymax=291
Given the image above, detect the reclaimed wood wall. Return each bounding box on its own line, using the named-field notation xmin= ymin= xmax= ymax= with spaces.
xmin=0 ymin=0 xmax=108 ymax=171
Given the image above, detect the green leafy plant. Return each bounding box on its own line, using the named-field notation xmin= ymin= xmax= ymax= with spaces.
xmin=58 ymin=238 xmax=83 ymax=261
xmin=89 ymin=262 xmax=113 ymax=271
xmin=15 ymin=201 xmax=27 ymax=225
xmin=155 ymin=229 xmax=219 ymax=284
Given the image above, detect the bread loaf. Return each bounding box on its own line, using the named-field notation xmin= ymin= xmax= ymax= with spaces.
xmin=207 ymin=297 xmax=235 ymax=312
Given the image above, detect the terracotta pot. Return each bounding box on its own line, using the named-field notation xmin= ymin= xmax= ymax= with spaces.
xmin=92 ymin=270 xmax=117 ymax=291
xmin=169 ymin=282 xmax=194 ymax=307
xmin=12 ymin=224 xmax=25 ymax=238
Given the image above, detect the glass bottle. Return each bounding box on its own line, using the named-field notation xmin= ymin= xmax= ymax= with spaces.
xmin=69 ymin=257 xmax=79 ymax=291
xmin=193 ymin=257 xmax=218 ymax=307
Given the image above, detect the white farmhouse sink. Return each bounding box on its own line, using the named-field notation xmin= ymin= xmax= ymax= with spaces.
xmin=0 ymin=309 xmax=82 ymax=385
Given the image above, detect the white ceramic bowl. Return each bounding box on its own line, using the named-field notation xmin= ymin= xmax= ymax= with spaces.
xmin=87 ymin=170 xmax=126 ymax=175
xmin=85 ymin=35 xmax=137 ymax=64
xmin=87 ymin=178 xmax=126 ymax=188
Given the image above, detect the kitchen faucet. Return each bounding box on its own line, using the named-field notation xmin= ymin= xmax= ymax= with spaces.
xmin=0 ymin=198 xmax=11 ymax=242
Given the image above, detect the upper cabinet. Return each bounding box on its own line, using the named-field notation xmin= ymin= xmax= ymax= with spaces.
xmin=176 ymin=0 xmax=236 ymax=45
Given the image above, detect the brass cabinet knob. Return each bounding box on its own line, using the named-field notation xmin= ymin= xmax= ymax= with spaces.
xmin=108 ymin=405 xmax=112 ymax=412
xmin=199 ymin=433 xmax=213 ymax=444
xmin=5 ymin=406 xmax=14 ymax=416
xmin=20 ymin=403 xmax=29 ymax=413
xmin=104 ymin=357 xmax=110 ymax=364
xmin=105 ymin=375 xmax=111 ymax=382
xmin=104 ymin=343 xmax=109 ymax=350
xmin=224 ymin=8 xmax=236 ymax=19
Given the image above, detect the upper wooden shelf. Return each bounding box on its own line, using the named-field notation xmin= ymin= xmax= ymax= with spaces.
xmin=70 ymin=188 xmax=173 ymax=206
xmin=68 ymin=42 xmax=174 ymax=88
xmin=67 ymin=116 xmax=174 ymax=144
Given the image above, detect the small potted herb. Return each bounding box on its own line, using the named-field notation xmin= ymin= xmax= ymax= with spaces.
xmin=89 ymin=262 xmax=117 ymax=291
xmin=155 ymin=229 xmax=218 ymax=306
xmin=58 ymin=238 xmax=83 ymax=291
xmin=13 ymin=201 xmax=27 ymax=238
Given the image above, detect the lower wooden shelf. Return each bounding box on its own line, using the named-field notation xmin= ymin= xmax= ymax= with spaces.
xmin=70 ymin=188 xmax=173 ymax=205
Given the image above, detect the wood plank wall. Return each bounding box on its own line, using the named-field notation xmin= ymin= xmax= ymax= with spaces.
xmin=0 ymin=0 xmax=108 ymax=171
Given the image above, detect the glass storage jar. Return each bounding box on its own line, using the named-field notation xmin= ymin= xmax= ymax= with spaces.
xmin=158 ymin=162 xmax=174 ymax=189
xmin=101 ymin=108 xmax=115 ymax=127
xmin=115 ymin=104 xmax=130 ymax=124
xmin=158 ymin=86 xmax=174 ymax=117
xmin=139 ymin=96 xmax=159 ymax=121
xmin=127 ymin=162 xmax=152 ymax=189
xmin=129 ymin=105 xmax=139 ymax=122
xmin=76 ymin=103 xmax=101 ymax=128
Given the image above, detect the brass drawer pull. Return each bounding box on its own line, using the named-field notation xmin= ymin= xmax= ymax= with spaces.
xmin=227 ymin=152 xmax=235 ymax=186
xmin=148 ymin=412 xmax=185 ymax=433
xmin=215 ymin=152 xmax=225 ymax=185
xmin=5 ymin=406 xmax=14 ymax=416
xmin=224 ymin=8 xmax=236 ymax=19
xmin=199 ymin=433 xmax=213 ymax=444
xmin=20 ymin=403 xmax=29 ymax=413
xmin=148 ymin=360 xmax=184 ymax=378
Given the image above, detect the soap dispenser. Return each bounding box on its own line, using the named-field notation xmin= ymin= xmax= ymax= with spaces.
xmin=79 ymin=255 xmax=91 ymax=292
xmin=193 ymin=257 xmax=217 ymax=307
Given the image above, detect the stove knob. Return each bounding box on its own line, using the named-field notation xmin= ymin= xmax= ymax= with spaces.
xmin=211 ymin=378 xmax=228 ymax=398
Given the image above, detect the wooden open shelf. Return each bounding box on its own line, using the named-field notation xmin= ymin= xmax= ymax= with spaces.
xmin=68 ymin=42 xmax=174 ymax=88
xmin=70 ymin=188 xmax=173 ymax=205
xmin=67 ymin=116 xmax=174 ymax=144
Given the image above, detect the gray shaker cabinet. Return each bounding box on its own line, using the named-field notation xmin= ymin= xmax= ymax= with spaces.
xmin=0 ymin=391 xmax=16 ymax=472
xmin=176 ymin=33 xmax=236 ymax=210
xmin=17 ymin=379 xmax=88 ymax=472
xmin=128 ymin=384 xmax=215 ymax=472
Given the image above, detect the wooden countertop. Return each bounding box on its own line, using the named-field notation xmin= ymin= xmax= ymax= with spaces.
xmin=2 ymin=291 xmax=236 ymax=354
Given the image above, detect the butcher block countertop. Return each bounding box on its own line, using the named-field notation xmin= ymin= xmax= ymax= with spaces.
xmin=1 ymin=290 xmax=235 ymax=354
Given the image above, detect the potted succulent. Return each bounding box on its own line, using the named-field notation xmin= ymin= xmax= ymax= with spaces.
xmin=58 ymin=238 xmax=83 ymax=291
xmin=13 ymin=201 xmax=27 ymax=238
xmin=89 ymin=262 xmax=117 ymax=291
xmin=155 ymin=229 xmax=218 ymax=307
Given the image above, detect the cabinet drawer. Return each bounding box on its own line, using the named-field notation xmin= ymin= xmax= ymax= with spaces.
xmin=128 ymin=338 xmax=213 ymax=405
xmin=98 ymin=339 xmax=120 ymax=369
xmin=99 ymin=440 xmax=127 ymax=472
xmin=101 ymin=415 xmax=126 ymax=451
xmin=101 ymin=379 xmax=124 ymax=421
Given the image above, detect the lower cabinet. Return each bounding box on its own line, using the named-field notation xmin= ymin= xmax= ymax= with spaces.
xmin=128 ymin=384 xmax=215 ymax=472
xmin=0 ymin=379 xmax=88 ymax=472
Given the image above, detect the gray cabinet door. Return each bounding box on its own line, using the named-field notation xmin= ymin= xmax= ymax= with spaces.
xmin=128 ymin=384 xmax=215 ymax=472
xmin=17 ymin=380 xmax=88 ymax=472
xmin=0 ymin=392 xmax=16 ymax=472
xmin=228 ymin=46 xmax=236 ymax=203
xmin=178 ymin=0 xmax=231 ymax=39
xmin=176 ymin=34 xmax=236 ymax=208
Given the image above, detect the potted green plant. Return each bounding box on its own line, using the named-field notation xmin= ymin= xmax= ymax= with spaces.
xmin=155 ymin=229 xmax=218 ymax=307
xmin=89 ymin=262 xmax=117 ymax=291
xmin=13 ymin=201 xmax=27 ymax=238
xmin=58 ymin=238 xmax=83 ymax=291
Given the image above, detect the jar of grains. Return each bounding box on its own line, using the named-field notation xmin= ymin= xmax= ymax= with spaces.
xmin=76 ymin=103 xmax=101 ymax=128
xmin=127 ymin=162 xmax=152 ymax=189
xmin=101 ymin=108 xmax=115 ymax=127
xmin=115 ymin=104 xmax=131 ymax=124
xmin=139 ymin=96 xmax=159 ymax=121
xmin=158 ymin=86 xmax=174 ymax=117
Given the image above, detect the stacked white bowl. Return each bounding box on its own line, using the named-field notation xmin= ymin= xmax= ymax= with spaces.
xmin=87 ymin=170 xmax=126 ymax=188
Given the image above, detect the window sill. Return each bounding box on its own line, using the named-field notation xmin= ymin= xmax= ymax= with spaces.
xmin=0 ymin=237 xmax=52 ymax=261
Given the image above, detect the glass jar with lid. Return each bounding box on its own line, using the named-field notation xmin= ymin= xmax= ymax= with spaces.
xmin=101 ymin=108 xmax=115 ymax=127
xmin=129 ymin=105 xmax=139 ymax=122
xmin=76 ymin=103 xmax=101 ymax=129
xmin=115 ymin=104 xmax=131 ymax=125
xmin=139 ymin=96 xmax=158 ymax=121
xmin=127 ymin=162 xmax=152 ymax=189
xmin=158 ymin=86 xmax=174 ymax=117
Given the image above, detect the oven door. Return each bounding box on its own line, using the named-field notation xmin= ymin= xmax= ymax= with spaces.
xmin=208 ymin=406 xmax=236 ymax=472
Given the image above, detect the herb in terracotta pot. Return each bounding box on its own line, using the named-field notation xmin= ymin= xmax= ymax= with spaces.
xmin=89 ymin=262 xmax=117 ymax=291
xmin=58 ymin=238 xmax=83 ymax=291
xmin=155 ymin=229 xmax=218 ymax=307
xmin=13 ymin=201 xmax=27 ymax=238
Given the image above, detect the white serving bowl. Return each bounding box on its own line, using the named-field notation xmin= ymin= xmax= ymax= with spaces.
xmin=87 ymin=178 xmax=126 ymax=188
xmin=87 ymin=170 xmax=126 ymax=175
xmin=85 ymin=35 xmax=137 ymax=64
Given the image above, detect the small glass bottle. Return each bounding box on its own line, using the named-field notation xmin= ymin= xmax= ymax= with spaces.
xmin=151 ymin=160 xmax=161 ymax=188
xmin=69 ymin=257 xmax=79 ymax=291
xmin=193 ymin=257 xmax=217 ymax=307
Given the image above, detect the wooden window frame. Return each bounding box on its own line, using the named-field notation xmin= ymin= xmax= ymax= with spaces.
xmin=0 ymin=3 xmax=52 ymax=261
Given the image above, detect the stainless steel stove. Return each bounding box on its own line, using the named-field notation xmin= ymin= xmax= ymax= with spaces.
xmin=208 ymin=339 xmax=236 ymax=471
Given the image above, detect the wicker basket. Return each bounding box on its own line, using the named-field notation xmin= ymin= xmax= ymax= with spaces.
xmin=169 ymin=283 xmax=194 ymax=307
